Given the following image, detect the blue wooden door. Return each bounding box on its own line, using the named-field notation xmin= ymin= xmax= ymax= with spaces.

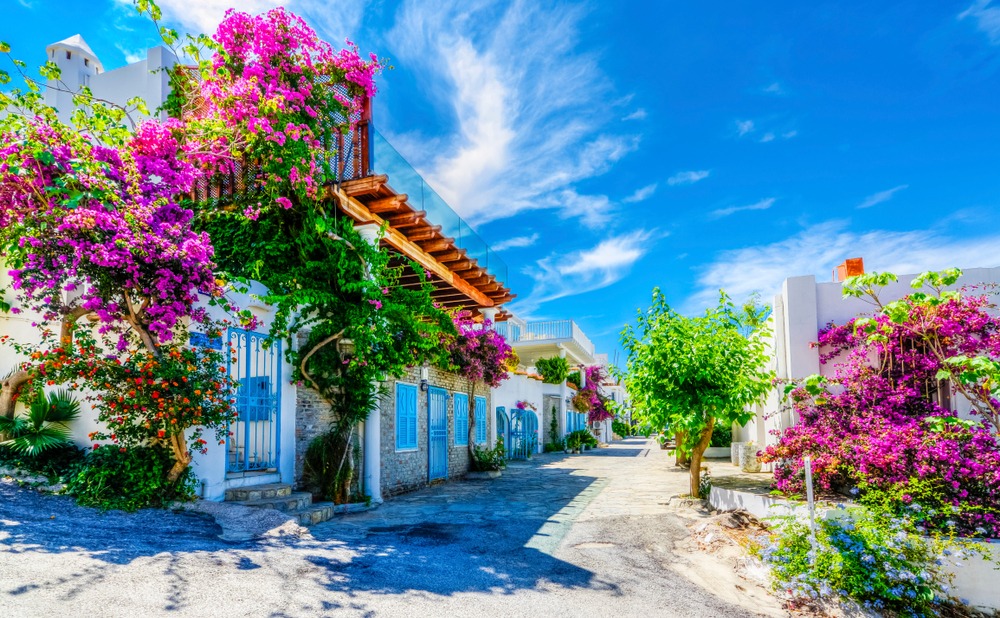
xmin=428 ymin=387 xmax=448 ymax=480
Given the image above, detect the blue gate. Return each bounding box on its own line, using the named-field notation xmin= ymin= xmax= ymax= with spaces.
xmin=428 ymin=387 xmax=448 ymax=480
xmin=507 ymin=408 xmax=538 ymax=460
xmin=496 ymin=407 xmax=509 ymax=453
xmin=226 ymin=328 xmax=281 ymax=473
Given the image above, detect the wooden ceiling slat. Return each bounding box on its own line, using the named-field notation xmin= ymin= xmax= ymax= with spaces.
xmin=366 ymin=194 xmax=409 ymax=214
xmin=386 ymin=211 xmax=426 ymax=228
xmin=407 ymin=226 xmax=442 ymax=242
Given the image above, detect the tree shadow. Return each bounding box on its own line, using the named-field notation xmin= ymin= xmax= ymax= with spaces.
xmin=0 ymin=443 xmax=646 ymax=612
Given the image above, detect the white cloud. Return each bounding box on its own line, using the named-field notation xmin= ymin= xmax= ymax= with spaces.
xmin=117 ymin=0 xmax=363 ymax=42
xmin=667 ymin=170 xmax=710 ymax=186
xmin=782 ymin=130 xmax=798 ymax=139
xmin=710 ymin=197 xmax=776 ymax=219
xmin=857 ymin=184 xmax=908 ymax=209
xmin=960 ymin=0 xmax=1000 ymax=44
xmin=510 ymin=230 xmax=656 ymax=315
xmin=623 ymin=108 xmax=647 ymax=121
xmin=687 ymin=221 xmax=1000 ymax=312
xmin=736 ymin=119 xmax=755 ymax=136
xmin=492 ymin=233 xmax=539 ymax=251
xmin=763 ymin=82 xmax=784 ymax=95
xmin=623 ymin=183 xmax=658 ymax=203
xmin=115 ymin=44 xmax=145 ymax=64
xmin=383 ymin=0 xmax=638 ymax=227
xmin=759 ymin=132 xmax=775 ymax=143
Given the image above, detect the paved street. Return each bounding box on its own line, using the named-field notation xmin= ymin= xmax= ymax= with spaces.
xmin=0 ymin=438 xmax=775 ymax=617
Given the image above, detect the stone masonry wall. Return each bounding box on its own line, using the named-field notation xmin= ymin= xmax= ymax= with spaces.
xmin=380 ymin=366 xmax=491 ymax=498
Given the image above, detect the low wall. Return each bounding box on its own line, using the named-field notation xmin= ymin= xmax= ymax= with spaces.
xmin=709 ymin=486 xmax=999 ymax=611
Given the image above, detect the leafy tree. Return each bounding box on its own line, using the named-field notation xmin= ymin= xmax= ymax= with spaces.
xmin=621 ymin=290 xmax=773 ymax=496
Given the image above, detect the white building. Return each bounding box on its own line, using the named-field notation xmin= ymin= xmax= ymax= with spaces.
xmin=735 ymin=259 xmax=1000 ymax=460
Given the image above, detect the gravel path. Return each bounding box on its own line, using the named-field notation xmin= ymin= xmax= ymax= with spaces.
xmin=0 ymin=438 xmax=777 ymax=617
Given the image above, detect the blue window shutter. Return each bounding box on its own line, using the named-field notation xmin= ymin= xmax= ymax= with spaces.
xmin=454 ymin=393 xmax=469 ymax=445
xmin=396 ymin=383 xmax=417 ymax=449
xmin=475 ymin=397 xmax=487 ymax=444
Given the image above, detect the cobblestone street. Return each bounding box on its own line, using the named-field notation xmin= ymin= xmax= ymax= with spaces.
xmin=1 ymin=438 xmax=780 ymax=617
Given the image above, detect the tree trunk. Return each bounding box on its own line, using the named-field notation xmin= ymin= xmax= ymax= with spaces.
xmin=335 ymin=424 xmax=356 ymax=503
xmin=689 ymin=417 xmax=716 ymax=498
xmin=0 ymin=369 xmax=31 ymax=420
xmin=675 ymin=431 xmax=688 ymax=467
xmin=166 ymin=431 xmax=193 ymax=484
xmin=467 ymin=382 xmax=478 ymax=458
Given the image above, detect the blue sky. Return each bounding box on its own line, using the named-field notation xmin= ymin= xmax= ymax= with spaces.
xmin=7 ymin=0 xmax=1000 ymax=363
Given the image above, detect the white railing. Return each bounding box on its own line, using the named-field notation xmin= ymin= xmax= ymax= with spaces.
xmin=495 ymin=319 xmax=595 ymax=357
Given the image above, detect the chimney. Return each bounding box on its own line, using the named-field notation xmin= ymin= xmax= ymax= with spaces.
xmin=833 ymin=257 xmax=864 ymax=282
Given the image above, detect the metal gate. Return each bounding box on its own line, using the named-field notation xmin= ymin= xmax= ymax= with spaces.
xmin=507 ymin=408 xmax=538 ymax=460
xmin=428 ymin=386 xmax=448 ymax=480
xmin=226 ymin=328 xmax=281 ymax=474
xmin=496 ymin=407 xmax=509 ymax=452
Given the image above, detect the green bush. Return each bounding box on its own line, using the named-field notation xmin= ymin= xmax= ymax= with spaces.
xmin=566 ymin=370 xmax=582 ymax=389
xmin=535 ymin=357 xmax=569 ymax=384
xmin=758 ymin=506 xmax=962 ymax=616
xmin=471 ymin=437 xmax=507 ymax=472
xmin=0 ymin=443 xmax=85 ymax=480
xmin=66 ymin=445 xmax=197 ymax=512
xmin=710 ymin=424 xmax=732 ymax=447
xmin=569 ymin=429 xmax=597 ymax=448
xmin=543 ymin=440 xmax=566 ymax=453
xmin=612 ymin=419 xmax=634 ymax=437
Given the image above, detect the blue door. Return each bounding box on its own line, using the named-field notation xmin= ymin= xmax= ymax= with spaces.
xmin=428 ymin=387 xmax=448 ymax=480
xmin=226 ymin=328 xmax=281 ymax=473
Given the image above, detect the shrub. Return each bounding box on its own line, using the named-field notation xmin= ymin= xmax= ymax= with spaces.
xmin=758 ymin=506 xmax=963 ymax=616
xmin=543 ymin=440 xmax=566 ymax=453
xmin=535 ymin=357 xmax=569 ymax=384
xmin=612 ymin=419 xmax=634 ymax=437
xmin=709 ymin=424 xmax=732 ymax=447
xmin=569 ymin=429 xmax=597 ymax=448
xmin=302 ymin=429 xmax=359 ymax=503
xmin=0 ymin=443 xmax=85 ymax=481
xmin=471 ymin=437 xmax=506 ymax=472
xmin=566 ymin=371 xmax=581 ymax=390
xmin=66 ymin=446 xmax=197 ymax=512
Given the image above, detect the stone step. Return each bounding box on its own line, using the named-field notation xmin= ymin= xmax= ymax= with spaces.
xmin=236 ymin=491 xmax=313 ymax=513
xmin=293 ymin=502 xmax=336 ymax=526
xmin=224 ymin=483 xmax=293 ymax=502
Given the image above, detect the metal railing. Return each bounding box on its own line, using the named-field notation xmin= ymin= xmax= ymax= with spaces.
xmin=494 ymin=320 xmax=596 ymax=357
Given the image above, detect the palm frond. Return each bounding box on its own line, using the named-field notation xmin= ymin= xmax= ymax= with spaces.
xmin=3 ymin=425 xmax=72 ymax=456
xmin=45 ymin=389 xmax=81 ymax=424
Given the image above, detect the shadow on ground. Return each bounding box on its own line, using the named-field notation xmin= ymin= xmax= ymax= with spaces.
xmin=0 ymin=443 xmax=648 ymax=612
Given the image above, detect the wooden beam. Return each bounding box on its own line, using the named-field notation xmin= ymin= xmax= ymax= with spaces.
xmin=386 ymin=211 xmax=426 ymax=228
xmin=431 ymin=250 xmax=466 ymax=263
xmin=341 ymin=175 xmax=388 ymax=197
xmin=418 ymin=238 xmax=455 ymax=253
xmin=407 ymin=226 xmax=442 ymax=242
xmin=331 ymin=186 xmax=494 ymax=307
xmin=366 ymin=194 xmax=409 ymax=214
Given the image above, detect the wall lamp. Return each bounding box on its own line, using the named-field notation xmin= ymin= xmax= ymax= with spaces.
xmin=419 ymin=365 xmax=430 ymax=392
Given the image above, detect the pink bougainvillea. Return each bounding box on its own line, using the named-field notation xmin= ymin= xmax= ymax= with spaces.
xmin=579 ymin=365 xmax=614 ymax=423
xmin=760 ymin=290 xmax=1000 ymax=537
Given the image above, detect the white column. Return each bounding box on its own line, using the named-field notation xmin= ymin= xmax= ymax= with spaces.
xmin=355 ymin=223 xmax=383 ymax=503
xmin=481 ymin=306 xmax=498 ymax=324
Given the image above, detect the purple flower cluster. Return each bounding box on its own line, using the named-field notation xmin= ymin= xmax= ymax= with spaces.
xmin=761 ymin=295 xmax=1000 ymax=537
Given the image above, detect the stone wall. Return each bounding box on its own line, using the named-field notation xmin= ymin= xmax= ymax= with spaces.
xmin=379 ymin=366 xmax=490 ymax=497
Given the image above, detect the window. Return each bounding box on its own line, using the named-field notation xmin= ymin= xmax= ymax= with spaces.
xmin=454 ymin=393 xmax=469 ymax=445
xmin=395 ymin=383 xmax=418 ymax=450
xmin=237 ymin=376 xmax=271 ymax=422
xmin=66 ymin=51 xmax=71 ymax=60
xmin=475 ymin=396 xmax=487 ymax=444
xmin=84 ymin=58 xmax=89 ymax=67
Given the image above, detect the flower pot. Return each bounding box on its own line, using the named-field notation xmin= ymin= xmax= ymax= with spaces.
xmin=731 ymin=442 xmax=744 ymax=465
xmin=739 ymin=443 xmax=761 ymax=473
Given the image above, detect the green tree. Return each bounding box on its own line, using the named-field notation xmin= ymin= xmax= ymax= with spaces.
xmin=620 ymin=290 xmax=773 ymax=496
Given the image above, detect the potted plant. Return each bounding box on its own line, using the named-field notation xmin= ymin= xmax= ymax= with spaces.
xmin=566 ymin=434 xmax=581 ymax=454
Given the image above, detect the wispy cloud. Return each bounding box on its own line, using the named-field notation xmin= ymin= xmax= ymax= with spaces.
xmin=623 ymin=183 xmax=657 ymax=203
xmin=493 ymin=233 xmax=539 ymax=251
xmin=511 ymin=230 xmax=657 ymax=315
xmin=115 ymin=44 xmax=145 ymax=64
xmin=687 ymin=221 xmax=1000 ymax=311
xmin=17 ymin=0 xmax=33 ymax=8
xmin=763 ymin=82 xmax=784 ymax=95
xmin=710 ymin=197 xmax=776 ymax=219
xmin=759 ymin=132 xmax=775 ymax=143
xmin=960 ymin=0 xmax=1000 ymax=44
xmin=782 ymin=130 xmax=798 ymax=139
xmin=667 ymin=170 xmax=710 ymax=186
xmin=116 ymin=0 xmax=288 ymax=34
xmin=736 ymin=119 xmax=755 ymax=136
xmin=857 ymin=184 xmax=908 ymax=209
xmin=384 ymin=0 xmax=638 ymax=228
xmin=623 ymin=108 xmax=647 ymax=121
